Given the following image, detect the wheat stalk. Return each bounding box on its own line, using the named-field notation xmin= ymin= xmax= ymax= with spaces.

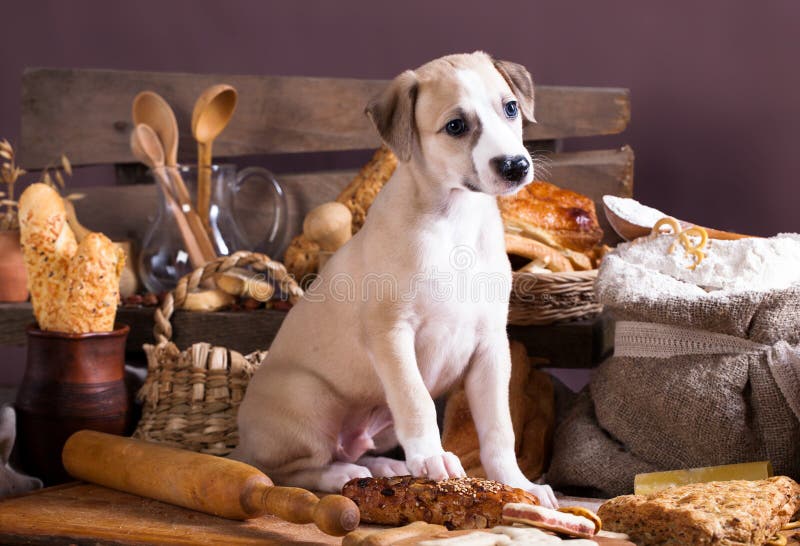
xmin=0 ymin=138 xmax=74 ymax=231
xmin=0 ymin=139 xmax=26 ymax=231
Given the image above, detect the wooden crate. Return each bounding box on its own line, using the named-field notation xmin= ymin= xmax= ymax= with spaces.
xmin=2 ymin=67 xmax=632 ymax=367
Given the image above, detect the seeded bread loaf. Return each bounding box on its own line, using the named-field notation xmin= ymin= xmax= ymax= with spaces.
xmin=597 ymin=476 xmax=800 ymax=546
xmin=284 ymin=146 xmax=397 ymax=282
xmin=342 ymin=475 xmax=539 ymax=530
xmin=19 ymin=183 xmax=124 ymax=333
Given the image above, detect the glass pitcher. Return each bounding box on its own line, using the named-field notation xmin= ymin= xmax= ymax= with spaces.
xmin=138 ymin=164 xmax=287 ymax=293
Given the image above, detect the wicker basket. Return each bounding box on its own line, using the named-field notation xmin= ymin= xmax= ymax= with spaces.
xmin=133 ymin=251 xmax=303 ymax=456
xmin=507 ymin=269 xmax=602 ymax=326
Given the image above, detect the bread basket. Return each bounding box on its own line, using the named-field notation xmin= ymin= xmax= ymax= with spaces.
xmin=133 ymin=251 xmax=303 ymax=455
xmin=507 ymin=269 xmax=601 ymax=326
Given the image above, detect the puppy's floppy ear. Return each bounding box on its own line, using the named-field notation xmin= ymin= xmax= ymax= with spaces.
xmin=493 ymin=59 xmax=535 ymax=123
xmin=365 ymin=70 xmax=418 ymax=162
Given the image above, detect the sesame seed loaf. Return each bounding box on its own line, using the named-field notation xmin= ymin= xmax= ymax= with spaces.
xmin=342 ymin=475 xmax=540 ymax=530
xmin=597 ymin=476 xmax=800 ymax=545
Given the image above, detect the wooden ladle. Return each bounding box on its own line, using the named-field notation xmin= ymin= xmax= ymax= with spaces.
xmin=192 ymin=84 xmax=238 ymax=232
xmin=602 ymin=195 xmax=753 ymax=241
xmin=130 ymin=123 xmax=207 ymax=269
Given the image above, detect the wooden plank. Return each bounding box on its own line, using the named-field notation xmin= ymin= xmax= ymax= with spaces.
xmin=0 ymin=302 xmax=34 ymax=347
xmin=20 ymin=68 xmax=629 ymax=168
xmin=1 ymin=303 xmax=614 ymax=369
xmin=66 ymin=147 xmax=632 ymax=250
xmin=0 ymin=482 xmax=340 ymax=545
xmin=0 ymin=483 xmax=645 ymax=546
xmin=67 ymin=169 xmax=349 ymax=257
xmin=508 ymin=310 xmax=616 ymax=368
xmin=544 ymin=146 xmax=634 ymax=245
xmin=0 ymin=302 xmax=288 ymax=354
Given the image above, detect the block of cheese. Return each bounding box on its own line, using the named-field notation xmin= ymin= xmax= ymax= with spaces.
xmin=634 ymin=461 xmax=773 ymax=496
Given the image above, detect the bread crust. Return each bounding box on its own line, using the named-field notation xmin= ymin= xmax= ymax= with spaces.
xmin=19 ymin=183 xmax=123 ymax=333
xmin=598 ymin=476 xmax=800 ymax=546
xmin=336 ymin=145 xmax=397 ymax=232
xmin=504 ymin=232 xmax=574 ymax=272
xmin=284 ymin=146 xmax=397 ymax=281
xmin=342 ymin=476 xmax=540 ymax=530
xmin=498 ymin=181 xmax=603 ymax=253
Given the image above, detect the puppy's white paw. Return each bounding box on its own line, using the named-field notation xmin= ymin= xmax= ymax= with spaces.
xmin=524 ymin=482 xmax=558 ymax=509
xmin=357 ymin=456 xmax=410 ymax=477
xmin=318 ymin=462 xmax=372 ymax=492
xmin=407 ymin=451 xmax=466 ymax=481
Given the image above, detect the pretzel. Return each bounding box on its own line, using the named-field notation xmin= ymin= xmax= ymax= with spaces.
xmin=653 ymin=217 xmax=709 ymax=271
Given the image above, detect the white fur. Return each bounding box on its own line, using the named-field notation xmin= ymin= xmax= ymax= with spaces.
xmin=233 ymin=58 xmax=557 ymax=509
xmin=456 ymin=69 xmax=532 ymax=196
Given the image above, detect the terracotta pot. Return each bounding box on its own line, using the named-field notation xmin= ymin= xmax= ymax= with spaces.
xmin=0 ymin=230 xmax=28 ymax=302
xmin=15 ymin=324 xmax=131 ymax=485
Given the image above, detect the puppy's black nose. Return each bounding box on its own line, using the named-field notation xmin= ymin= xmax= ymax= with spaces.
xmin=492 ymin=155 xmax=530 ymax=183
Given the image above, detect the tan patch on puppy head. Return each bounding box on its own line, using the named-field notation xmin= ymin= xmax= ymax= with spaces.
xmin=366 ymin=51 xmax=534 ymax=197
xmin=365 ymin=70 xmax=418 ymax=161
xmin=492 ymin=58 xmax=535 ymax=122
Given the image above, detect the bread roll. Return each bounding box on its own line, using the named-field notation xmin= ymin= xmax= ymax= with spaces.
xmin=59 ymin=232 xmax=125 ymax=333
xmin=342 ymin=476 xmax=539 ymax=530
xmin=18 ymin=183 xmax=78 ymax=330
xmin=336 ymin=145 xmax=397 ymax=233
xmin=498 ymin=180 xmax=603 ymax=253
xmin=442 ymin=341 xmax=555 ymax=481
xmin=504 ymin=233 xmax=573 ymax=272
xmin=283 ymin=146 xmax=397 ymax=280
xmin=19 ymin=183 xmax=124 ymax=333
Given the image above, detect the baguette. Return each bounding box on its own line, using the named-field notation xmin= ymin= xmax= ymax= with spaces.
xmin=18 ymin=183 xmax=78 ymax=330
xmin=342 ymin=476 xmax=539 ymax=530
xmin=59 ymin=233 xmax=125 ymax=333
xmin=504 ymin=233 xmax=573 ymax=272
xmin=19 ymin=183 xmax=124 ymax=333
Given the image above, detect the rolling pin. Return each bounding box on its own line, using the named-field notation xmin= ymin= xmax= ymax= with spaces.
xmin=62 ymin=430 xmax=359 ymax=536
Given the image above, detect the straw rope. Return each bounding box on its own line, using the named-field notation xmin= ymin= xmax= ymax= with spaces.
xmin=153 ymin=250 xmax=303 ymax=345
xmin=134 ymin=251 xmax=302 ymax=455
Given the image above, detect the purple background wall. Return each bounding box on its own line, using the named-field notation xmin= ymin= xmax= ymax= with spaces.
xmin=1 ymin=1 xmax=799 ymax=384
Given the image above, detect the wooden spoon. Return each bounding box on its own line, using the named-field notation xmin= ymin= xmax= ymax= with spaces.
xmin=131 ymin=91 xmax=213 ymax=257
xmin=602 ymin=195 xmax=753 ymax=241
xmin=191 ymin=84 xmax=238 ymax=231
xmin=130 ymin=124 xmax=207 ymax=269
xmin=132 ymin=91 xmax=179 ymax=166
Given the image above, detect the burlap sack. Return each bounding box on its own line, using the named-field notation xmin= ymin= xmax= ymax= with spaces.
xmin=548 ymin=247 xmax=800 ymax=497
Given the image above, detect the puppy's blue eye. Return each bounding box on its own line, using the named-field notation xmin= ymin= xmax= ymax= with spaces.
xmin=445 ymin=118 xmax=467 ymax=137
xmin=504 ymin=101 xmax=518 ymax=119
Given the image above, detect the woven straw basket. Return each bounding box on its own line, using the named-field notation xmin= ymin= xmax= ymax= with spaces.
xmin=133 ymin=251 xmax=303 ymax=456
xmin=507 ymin=269 xmax=602 ymax=326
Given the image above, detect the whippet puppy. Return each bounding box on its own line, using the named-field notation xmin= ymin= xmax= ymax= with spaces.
xmin=234 ymin=51 xmax=557 ymax=508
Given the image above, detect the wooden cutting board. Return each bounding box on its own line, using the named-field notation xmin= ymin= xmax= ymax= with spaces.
xmin=0 ymin=483 xmax=795 ymax=545
xmin=0 ymin=483 xmax=636 ymax=546
xmin=0 ymin=483 xmax=340 ymax=545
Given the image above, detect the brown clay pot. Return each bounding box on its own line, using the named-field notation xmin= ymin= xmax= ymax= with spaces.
xmin=0 ymin=230 xmax=28 ymax=302
xmin=15 ymin=324 xmax=131 ymax=485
